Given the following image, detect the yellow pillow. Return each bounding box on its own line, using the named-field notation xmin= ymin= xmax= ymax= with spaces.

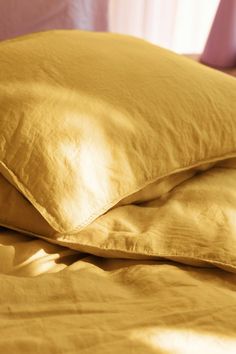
xmin=0 ymin=30 xmax=236 ymax=237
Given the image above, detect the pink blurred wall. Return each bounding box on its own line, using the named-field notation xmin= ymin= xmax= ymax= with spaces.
xmin=0 ymin=0 xmax=108 ymax=41
xmin=201 ymin=0 xmax=236 ymax=68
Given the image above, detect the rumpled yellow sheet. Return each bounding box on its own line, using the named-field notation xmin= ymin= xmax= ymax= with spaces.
xmin=1 ymin=30 xmax=236 ymax=353
xmin=1 ymin=161 xmax=236 ymax=353
xmin=1 ymin=232 xmax=236 ymax=354
xmin=50 ymin=163 xmax=236 ymax=273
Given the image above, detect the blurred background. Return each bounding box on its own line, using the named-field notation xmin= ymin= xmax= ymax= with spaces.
xmin=109 ymin=0 xmax=220 ymax=54
xmin=0 ymin=0 xmax=235 ymax=68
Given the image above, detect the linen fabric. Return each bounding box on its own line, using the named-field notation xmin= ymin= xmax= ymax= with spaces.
xmin=0 ymin=30 xmax=236 ymax=271
xmin=1 ymin=30 xmax=236 ymax=354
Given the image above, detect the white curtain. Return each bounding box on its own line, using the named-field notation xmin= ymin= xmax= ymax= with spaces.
xmin=109 ymin=0 xmax=220 ymax=54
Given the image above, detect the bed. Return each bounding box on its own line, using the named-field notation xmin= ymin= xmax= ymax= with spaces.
xmin=0 ymin=29 xmax=236 ymax=354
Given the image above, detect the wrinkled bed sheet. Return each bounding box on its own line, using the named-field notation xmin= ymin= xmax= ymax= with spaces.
xmin=1 ymin=162 xmax=236 ymax=353
xmin=1 ymin=29 xmax=236 ymax=354
xmin=1 ymin=232 xmax=236 ymax=354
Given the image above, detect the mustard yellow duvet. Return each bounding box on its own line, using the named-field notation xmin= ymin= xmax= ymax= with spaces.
xmin=1 ymin=231 xmax=236 ymax=354
xmin=0 ymin=30 xmax=236 ymax=353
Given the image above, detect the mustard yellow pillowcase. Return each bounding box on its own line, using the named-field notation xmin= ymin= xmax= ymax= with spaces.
xmin=0 ymin=30 xmax=236 ymax=236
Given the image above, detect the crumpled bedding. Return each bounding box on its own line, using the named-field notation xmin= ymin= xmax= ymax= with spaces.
xmin=1 ymin=30 xmax=236 ymax=353
xmin=1 ymin=161 xmax=236 ymax=353
xmin=52 ymin=163 xmax=236 ymax=273
xmin=1 ymin=232 xmax=236 ymax=354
